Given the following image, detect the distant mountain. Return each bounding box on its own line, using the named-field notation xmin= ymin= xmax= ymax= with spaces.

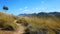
xmin=37 ymin=12 xmax=49 ymax=17
xmin=38 ymin=12 xmax=48 ymax=15
xmin=49 ymin=12 xmax=60 ymax=15
xmin=18 ymin=14 xmax=27 ymax=16
xmin=18 ymin=12 xmax=60 ymax=17
xmin=37 ymin=12 xmax=60 ymax=15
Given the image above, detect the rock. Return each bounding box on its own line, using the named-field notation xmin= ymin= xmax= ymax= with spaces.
xmin=52 ymin=29 xmax=60 ymax=34
xmin=23 ymin=28 xmax=30 ymax=34
xmin=37 ymin=28 xmax=47 ymax=34
xmin=2 ymin=26 xmax=15 ymax=31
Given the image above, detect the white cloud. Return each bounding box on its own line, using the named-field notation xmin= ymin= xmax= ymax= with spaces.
xmin=19 ymin=6 xmax=30 ymax=12
xmin=24 ymin=6 xmax=28 ymax=9
xmin=19 ymin=6 xmax=28 ymax=11
xmin=41 ymin=1 xmax=45 ymax=4
xmin=23 ymin=9 xmax=29 ymax=12
xmin=33 ymin=8 xmax=39 ymax=10
xmin=19 ymin=8 xmax=23 ymax=10
xmin=35 ymin=8 xmax=39 ymax=10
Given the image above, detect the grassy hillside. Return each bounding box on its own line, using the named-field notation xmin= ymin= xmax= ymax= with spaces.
xmin=0 ymin=12 xmax=18 ymax=30
xmin=17 ymin=13 xmax=60 ymax=34
xmin=0 ymin=12 xmax=60 ymax=34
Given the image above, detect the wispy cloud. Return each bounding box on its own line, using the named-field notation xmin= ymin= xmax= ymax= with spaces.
xmin=19 ymin=8 xmax=23 ymax=10
xmin=35 ymin=8 xmax=39 ymax=10
xmin=23 ymin=9 xmax=30 ymax=12
xmin=41 ymin=1 xmax=45 ymax=4
xmin=19 ymin=6 xmax=30 ymax=12
xmin=24 ymin=6 xmax=28 ymax=9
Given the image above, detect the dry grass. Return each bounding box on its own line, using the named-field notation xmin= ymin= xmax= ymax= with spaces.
xmin=18 ymin=16 xmax=60 ymax=34
xmin=0 ymin=30 xmax=14 ymax=34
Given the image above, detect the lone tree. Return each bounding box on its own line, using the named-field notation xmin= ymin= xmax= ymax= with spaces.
xmin=3 ymin=6 xmax=8 ymax=12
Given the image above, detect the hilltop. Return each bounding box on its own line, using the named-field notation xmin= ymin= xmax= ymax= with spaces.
xmin=18 ymin=12 xmax=60 ymax=34
xmin=0 ymin=12 xmax=60 ymax=34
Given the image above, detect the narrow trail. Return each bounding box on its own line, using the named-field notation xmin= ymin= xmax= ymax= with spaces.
xmin=0 ymin=20 xmax=26 ymax=34
xmin=13 ymin=20 xmax=26 ymax=34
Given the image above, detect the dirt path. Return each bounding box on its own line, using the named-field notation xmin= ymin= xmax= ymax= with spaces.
xmin=13 ymin=20 xmax=26 ymax=34
xmin=0 ymin=20 xmax=26 ymax=34
xmin=0 ymin=23 xmax=25 ymax=34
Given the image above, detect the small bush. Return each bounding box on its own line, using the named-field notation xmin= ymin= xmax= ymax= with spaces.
xmin=17 ymin=18 xmax=29 ymax=26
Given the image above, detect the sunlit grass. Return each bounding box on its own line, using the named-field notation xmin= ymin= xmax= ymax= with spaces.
xmin=18 ymin=15 xmax=60 ymax=34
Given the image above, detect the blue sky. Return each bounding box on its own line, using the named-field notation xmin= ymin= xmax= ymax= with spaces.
xmin=0 ymin=0 xmax=60 ymax=15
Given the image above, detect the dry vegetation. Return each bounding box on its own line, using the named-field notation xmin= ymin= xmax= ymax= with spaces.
xmin=0 ymin=12 xmax=18 ymax=34
xmin=18 ymin=15 xmax=60 ymax=34
xmin=0 ymin=12 xmax=60 ymax=34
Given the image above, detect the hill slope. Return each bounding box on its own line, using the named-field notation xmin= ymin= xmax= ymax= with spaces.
xmin=18 ymin=12 xmax=60 ymax=34
xmin=0 ymin=12 xmax=60 ymax=34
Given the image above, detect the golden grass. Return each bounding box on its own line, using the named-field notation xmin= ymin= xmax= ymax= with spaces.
xmin=18 ymin=16 xmax=60 ymax=34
